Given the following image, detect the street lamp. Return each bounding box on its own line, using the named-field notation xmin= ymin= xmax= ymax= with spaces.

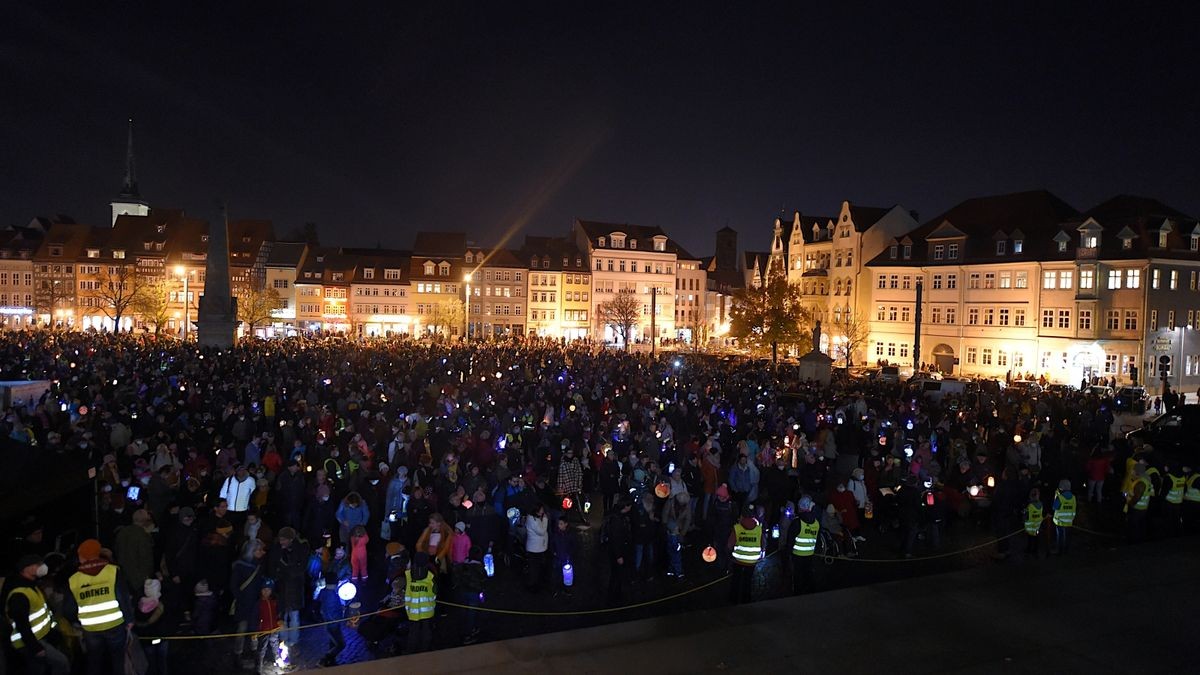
xmin=463 ymin=272 xmax=472 ymax=342
xmin=175 ymin=265 xmax=189 ymax=341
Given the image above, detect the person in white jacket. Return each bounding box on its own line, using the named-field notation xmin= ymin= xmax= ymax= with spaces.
xmin=523 ymin=505 xmax=549 ymax=591
xmin=220 ymin=464 xmax=257 ymax=514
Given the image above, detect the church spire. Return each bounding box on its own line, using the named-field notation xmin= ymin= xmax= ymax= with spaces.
xmin=120 ymin=118 xmax=139 ymax=199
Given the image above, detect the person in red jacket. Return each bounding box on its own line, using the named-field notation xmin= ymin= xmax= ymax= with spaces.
xmin=1084 ymin=446 xmax=1112 ymax=503
xmin=829 ymin=482 xmax=863 ymax=540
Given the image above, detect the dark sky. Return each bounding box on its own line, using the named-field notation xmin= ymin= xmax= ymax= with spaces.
xmin=3 ymin=2 xmax=1198 ymax=256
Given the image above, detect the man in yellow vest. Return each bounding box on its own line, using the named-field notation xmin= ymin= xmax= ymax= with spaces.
xmin=1024 ymin=488 xmax=1044 ymax=558
xmin=1125 ymin=464 xmax=1152 ymax=542
xmin=6 ymin=554 xmax=69 ymax=675
xmin=1182 ymin=466 xmax=1200 ymax=534
xmin=787 ymin=497 xmax=820 ymax=595
xmin=1051 ymin=480 xmax=1076 ymax=554
xmin=65 ymin=539 xmax=133 ymax=675
xmin=727 ymin=505 xmax=762 ymax=604
xmin=1163 ymin=465 xmax=1187 ymax=535
xmin=404 ymin=551 xmax=437 ymax=654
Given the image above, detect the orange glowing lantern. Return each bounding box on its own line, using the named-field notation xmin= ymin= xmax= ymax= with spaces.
xmin=654 ymin=482 xmax=671 ymax=499
xmin=702 ymin=546 xmax=717 ymax=563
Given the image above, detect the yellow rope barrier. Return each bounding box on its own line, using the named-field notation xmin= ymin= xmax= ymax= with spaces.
xmin=142 ymin=521 xmax=1124 ymax=637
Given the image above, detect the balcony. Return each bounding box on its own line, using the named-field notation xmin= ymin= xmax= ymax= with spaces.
xmin=1077 ymin=247 xmax=1098 ymax=260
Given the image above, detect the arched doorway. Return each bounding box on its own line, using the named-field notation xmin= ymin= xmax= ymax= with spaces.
xmin=932 ymin=344 xmax=955 ymax=374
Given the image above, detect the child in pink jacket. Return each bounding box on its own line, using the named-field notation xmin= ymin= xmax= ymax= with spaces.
xmin=450 ymin=521 xmax=472 ymax=564
xmin=349 ymin=525 xmax=370 ymax=580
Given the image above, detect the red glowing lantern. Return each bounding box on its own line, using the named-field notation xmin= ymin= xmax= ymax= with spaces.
xmin=654 ymin=482 xmax=671 ymax=499
xmin=702 ymin=546 xmax=717 ymax=563
xmin=561 ymin=496 xmax=573 ymax=510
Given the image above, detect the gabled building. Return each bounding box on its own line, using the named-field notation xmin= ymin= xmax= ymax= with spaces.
xmin=463 ymin=247 xmax=526 ymax=338
xmin=518 ymin=236 xmax=590 ymax=339
xmin=574 ymin=219 xmax=678 ymax=346
xmin=347 ymin=248 xmax=412 ymax=337
xmin=264 ymin=241 xmax=308 ymax=336
xmin=33 ymin=221 xmax=92 ymax=327
xmin=410 ymin=231 xmax=466 ymax=336
xmin=294 ymin=247 xmax=356 ymax=333
xmin=0 ymin=223 xmax=44 ymax=328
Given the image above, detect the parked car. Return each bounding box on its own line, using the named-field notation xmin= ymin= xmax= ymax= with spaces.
xmin=1114 ymin=386 xmax=1148 ymax=413
xmin=1007 ymin=379 xmax=1043 ymax=395
xmin=879 ymin=365 xmax=900 ymax=383
xmin=1044 ymin=383 xmax=1074 ymax=396
xmin=1086 ymin=385 xmax=1115 ymax=398
xmin=1125 ymin=404 xmax=1200 ymax=465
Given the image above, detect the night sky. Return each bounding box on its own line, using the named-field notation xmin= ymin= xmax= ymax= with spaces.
xmin=3 ymin=2 xmax=1198 ymax=256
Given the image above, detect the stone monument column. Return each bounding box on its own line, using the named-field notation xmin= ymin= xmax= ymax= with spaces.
xmin=196 ymin=206 xmax=239 ymax=347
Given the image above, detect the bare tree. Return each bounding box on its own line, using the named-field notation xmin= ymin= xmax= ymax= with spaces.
xmin=236 ymin=285 xmax=284 ymax=336
xmin=426 ymin=299 xmax=463 ymax=337
xmin=36 ymin=278 xmax=74 ymax=326
xmin=131 ymin=278 xmax=174 ymax=334
xmin=95 ymin=265 xmax=147 ymax=332
xmin=598 ymin=290 xmax=642 ymax=350
xmin=836 ymin=311 xmax=871 ymax=368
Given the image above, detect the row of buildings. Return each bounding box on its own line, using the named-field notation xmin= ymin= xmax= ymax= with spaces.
xmin=4 ymin=126 xmax=1198 ymax=389
xmin=756 ymin=190 xmax=1200 ymax=391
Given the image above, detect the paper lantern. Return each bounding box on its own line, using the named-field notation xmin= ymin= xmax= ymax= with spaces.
xmin=562 ymin=563 xmax=574 ymax=587
xmin=562 ymin=496 xmax=573 ymax=510
xmin=702 ymin=546 xmax=718 ymax=563
xmin=654 ymin=482 xmax=671 ymax=499
xmin=1013 ymin=434 xmax=1022 ymax=444
xmin=337 ymin=580 xmax=357 ymax=602
xmin=986 ymin=475 xmax=995 ymax=488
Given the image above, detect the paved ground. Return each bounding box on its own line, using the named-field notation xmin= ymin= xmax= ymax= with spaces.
xmin=333 ymin=534 xmax=1200 ymax=675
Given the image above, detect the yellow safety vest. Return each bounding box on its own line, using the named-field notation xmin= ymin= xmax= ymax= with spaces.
xmin=732 ymin=521 xmax=763 ymax=566
xmin=404 ymin=570 xmax=436 ymax=622
xmin=1133 ymin=477 xmax=1152 ymax=511
xmin=1164 ymin=475 xmax=1186 ymax=505
xmin=1052 ymin=492 xmax=1076 ymax=527
xmin=791 ymin=520 xmax=820 ymax=557
xmin=1185 ymin=474 xmax=1200 ymax=503
xmin=1025 ymin=503 xmax=1044 ymax=535
xmin=1145 ymin=467 xmax=1161 ymax=496
xmin=6 ymin=586 xmax=54 ymax=649
xmin=68 ymin=564 xmax=125 ymax=632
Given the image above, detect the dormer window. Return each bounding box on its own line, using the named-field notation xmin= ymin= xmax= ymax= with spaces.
xmin=49 ymin=245 xmax=63 ymax=257
xmin=364 ymin=269 xmax=375 ymax=280
xmin=598 ymin=237 xmax=605 ymax=247
xmin=653 ymin=237 xmax=667 ymax=252
xmin=465 ymin=252 xmax=473 ymax=263
xmin=948 ymin=243 xmax=959 ymax=259
xmin=1013 ymin=239 xmax=1023 ymax=254
xmin=889 ymin=244 xmax=898 ymax=259
xmin=86 ymin=249 xmax=99 ymax=258
xmin=316 ymin=255 xmax=325 ymax=263
xmin=1158 ymin=232 xmax=1168 ymax=248
xmin=902 ymin=244 xmax=912 ymax=259
xmin=242 ymin=236 xmax=250 ymax=244
xmin=1191 ymin=235 xmax=1199 ymax=252
xmin=113 ymin=250 xmax=125 ymax=259
xmin=575 ymin=256 xmax=581 ymax=267
xmin=996 ymin=241 xmax=1006 ymax=255
xmin=423 ymin=261 xmax=434 ymax=275
xmin=1081 ymin=234 xmax=1098 ymax=249
xmin=1122 ymin=238 xmax=1133 ymax=250
xmin=156 ymin=224 xmax=166 ymax=234
xmin=611 ymin=235 xmax=625 ymax=249
xmin=1058 ymin=240 xmax=1067 ymax=252
xmin=629 ymin=239 xmax=637 ymax=250
xmin=438 ymin=262 xmax=450 ymax=276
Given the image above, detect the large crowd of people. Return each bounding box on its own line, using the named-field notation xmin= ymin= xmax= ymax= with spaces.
xmin=1 ymin=330 xmax=1197 ymax=674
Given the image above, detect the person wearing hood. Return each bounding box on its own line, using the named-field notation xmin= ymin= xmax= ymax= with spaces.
xmin=728 ymin=504 xmax=763 ymax=604
xmin=135 ymin=577 xmax=176 ymax=675
xmin=65 ymin=539 xmax=134 ymax=675
xmin=6 ymin=553 xmax=70 ymax=675
xmin=787 ymin=496 xmax=821 ymax=595
xmin=303 ymin=483 xmax=338 ymax=545
xmin=405 ymin=552 xmax=437 ymax=654
xmin=274 ymin=459 xmax=308 ymax=529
